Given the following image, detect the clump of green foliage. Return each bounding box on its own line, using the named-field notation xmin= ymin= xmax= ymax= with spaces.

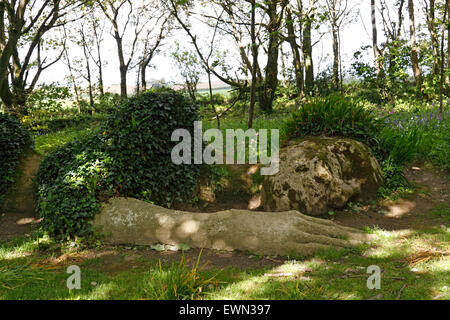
xmin=0 ymin=113 xmax=33 ymax=204
xmin=94 ymin=93 xmax=121 ymax=114
xmin=146 ymin=250 xmax=217 ymax=300
xmin=284 ymin=95 xmax=383 ymax=153
xmin=21 ymin=83 xmax=119 ymax=135
xmin=27 ymin=83 xmax=72 ymax=114
xmin=36 ymin=89 xmax=201 ymax=239
xmin=351 ymin=42 xmax=416 ymax=104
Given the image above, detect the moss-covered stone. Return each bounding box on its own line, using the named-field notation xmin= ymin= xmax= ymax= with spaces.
xmin=261 ymin=137 xmax=383 ymax=216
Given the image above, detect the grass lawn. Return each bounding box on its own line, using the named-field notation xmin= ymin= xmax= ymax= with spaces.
xmin=33 ymin=124 xmax=100 ymax=157
xmin=0 ymin=221 xmax=448 ymax=300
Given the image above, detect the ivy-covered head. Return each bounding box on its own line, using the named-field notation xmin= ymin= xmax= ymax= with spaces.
xmin=103 ymin=88 xmax=200 ymax=204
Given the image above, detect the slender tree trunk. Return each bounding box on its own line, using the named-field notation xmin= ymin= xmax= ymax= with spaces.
xmin=64 ymin=51 xmax=81 ymax=114
xmin=259 ymin=1 xmax=283 ymax=114
xmin=280 ymin=44 xmax=288 ymax=87
xmin=286 ymin=4 xmax=304 ymax=97
xmin=97 ymin=46 xmax=105 ymax=97
xmin=304 ymin=15 xmax=314 ymax=94
xmin=371 ymin=0 xmax=382 ymax=77
xmin=91 ymin=18 xmax=105 ymax=98
xmin=81 ymin=30 xmax=95 ymax=114
xmin=113 ymin=33 xmax=128 ymax=99
xmin=87 ymin=68 xmax=94 ymax=114
xmin=408 ymin=0 xmax=422 ymax=93
xmin=248 ymin=0 xmax=257 ymax=128
xmin=141 ymin=62 xmax=147 ymax=92
xmin=119 ymin=65 xmax=127 ymax=99
xmin=338 ymin=28 xmax=344 ymax=91
xmin=208 ymin=71 xmax=220 ymax=129
xmin=446 ymin=0 xmax=450 ymax=90
xmin=331 ymin=25 xmax=339 ymax=90
xmin=136 ymin=65 xmax=141 ymax=94
xmin=425 ymin=0 xmax=440 ymax=76
xmin=439 ymin=0 xmax=449 ymax=115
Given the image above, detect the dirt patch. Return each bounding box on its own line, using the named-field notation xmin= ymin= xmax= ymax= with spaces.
xmin=31 ymin=246 xmax=283 ymax=275
xmin=332 ymin=163 xmax=449 ymax=231
xmin=0 ymin=151 xmax=41 ymax=241
xmin=174 ymin=164 xmax=259 ymax=213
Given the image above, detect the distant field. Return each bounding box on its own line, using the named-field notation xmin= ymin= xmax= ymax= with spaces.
xmin=197 ymin=87 xmax=232 ymax=96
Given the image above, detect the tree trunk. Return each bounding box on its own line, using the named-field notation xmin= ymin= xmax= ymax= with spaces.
xmin=259 ymin=1 xmax=282 ymax=114
xmin=248 ymin=0 xmax=257 ymax=129
xmin=64 ymin=50 xmax=81 ymax=114
xmin=439 ymin=0 xmax=448 ymax=115
xmin=119 ymin=65 xmax=127 ymax=99
xmin=286 ymin=4 xmax=304 ymax=98
xmin=141 ymin=62 xmax=147 ymax=92
xmin=260 ymin=38 xmax=279 ymax=114
xmin=331 ymin=25 xmax=339 ymax=90
xmin=208 ymin=71 xmax=220 ymax=129
xmin=446 ymin=0 xmax=450 ymax=90
xmin=113 ymin=32 xmax=128 ymax=99
xmin=408 ymin=0 xmax=422 ymax=93
xmin=304 ymin=15 xmax=314 ymax=94
xmin=371 ymin=0 xmax=382 ymax=77
xmin=97 ymin=48 xmax=105 ymax=98
xmin=279 ymin=45 xmax=288 ymax=87
xmin=81 ymin=29 xmax=95 ymax=114
xmin=425 ymin=0 xmax=440 ymax=76
xmin=87 ymin=65 xmax=95 ymax=114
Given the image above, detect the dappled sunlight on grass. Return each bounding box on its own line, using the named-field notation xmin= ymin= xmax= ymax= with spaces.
xmin=204 ymin=226 xmax=449 ymax=300
xmin=363 ymin=229 xmax=415 ymax=259
xmin=0 ymin=221 xmax=448 ymax=299
xmin=0 ymin=235 xmax=53 ymax=261
xmin=34 ymin=125 xmax=98 ymax=156
xmin=75 ymin=282 xmax=119 ymax=300
xmin=208 ymin=274 xmax=271 ymax=300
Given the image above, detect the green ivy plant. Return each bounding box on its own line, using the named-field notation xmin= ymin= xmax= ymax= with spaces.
xmin=0 ymin=113 xmax=33 ymax=205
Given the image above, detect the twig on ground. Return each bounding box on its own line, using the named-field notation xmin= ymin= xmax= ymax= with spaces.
xmin=396 ymin=284 xmax=407 ymax=299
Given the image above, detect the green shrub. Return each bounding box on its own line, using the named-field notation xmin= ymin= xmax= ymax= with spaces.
xmin=95 ymin=93 xmax=121 ymax=114
xmin=36 ymin=89 xmax=201 ymax=239
xmin=36 ymin=135 xmax=104 ymax=238
xmin=0 ymin=113 xmax=33 ymax=204
xmin=379 ymin=157 xmax=410 ymax=190
xmin=284 ymin=95 xmax=383 ymax=153
xmin=27 ymin=83 xmax=72 ymax=113
xmin=382 ymin=107 xmax=450 ymax=170
xmin=377 ymin=125 xmax=422 ymax=166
